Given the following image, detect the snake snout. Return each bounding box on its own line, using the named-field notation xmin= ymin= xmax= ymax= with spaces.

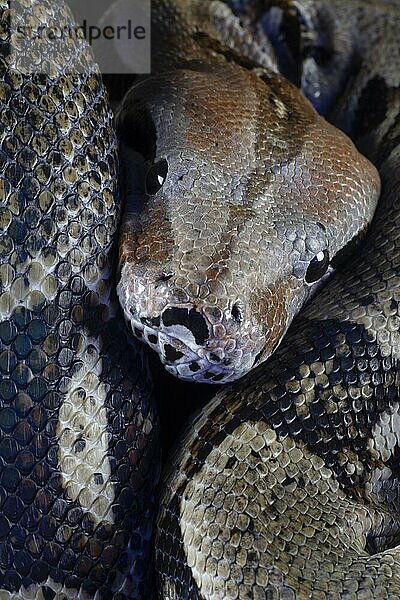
xmin=118 ymin=265 xmax=259 ymax=382
xmin=133 ymin=301 xmax=255 ymax=383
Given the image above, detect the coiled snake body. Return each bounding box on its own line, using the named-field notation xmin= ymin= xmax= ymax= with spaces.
xmin=2 ymin=0 xmax=400 ymax=598
xmin=0 ymin=1 xmax=158 ymax=598
xmin=142 ymin=1 xmax=400 ymax=599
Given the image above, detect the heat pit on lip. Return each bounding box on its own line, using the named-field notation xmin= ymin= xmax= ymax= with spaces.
xmin=143 ymin=326 xmax=159 ymax=347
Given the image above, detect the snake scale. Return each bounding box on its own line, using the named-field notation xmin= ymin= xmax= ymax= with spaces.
xmin=148 ymin=1 xmax=400 ymax=598
xmin=0 ymin=1 xmax=159 ymax=598
xmin=1 ymin=0 xmax=400 ymax=598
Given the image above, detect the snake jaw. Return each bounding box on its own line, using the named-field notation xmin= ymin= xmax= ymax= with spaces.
xmin=118 ymin=268 xmax=265 ymax=382
xmin=116 ymin=236 xmax=357 ymax=384
xmin=120 ymin=308 xmax=260 ymax=384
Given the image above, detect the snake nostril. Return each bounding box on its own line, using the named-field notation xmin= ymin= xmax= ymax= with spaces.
xmin=231 ymin=301 xmax=244 ymax=324
xmin=162 ymin=307 xmax=209 ymax=345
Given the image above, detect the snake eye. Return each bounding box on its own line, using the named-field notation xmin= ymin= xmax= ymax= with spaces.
xmin=305 ymin=249 xmax=329 ymax=284
xmin=145 ymin=159 xmax=168 ymax=195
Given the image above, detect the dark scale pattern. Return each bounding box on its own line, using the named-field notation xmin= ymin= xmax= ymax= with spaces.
xmin=0 ymin=1 xmax=159 ymax=598
xmin=155 ymin=0 xmax=400 ymax=598
xmin=156 ymin=315 xmax=400 ymax=597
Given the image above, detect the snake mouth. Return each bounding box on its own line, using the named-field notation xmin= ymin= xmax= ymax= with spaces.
xmin=125 ymin=316 xmax=244 ymax=383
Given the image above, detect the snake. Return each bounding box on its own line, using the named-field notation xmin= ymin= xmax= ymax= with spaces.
xmin=116 ymin=0 xmax=381 ymax=385
xmin=0 ymin=1 xmax=159 ymax=598
xmin=116 ymin=0 xmax=400 ymax=598
xmin=2 ymin=0 xmax=400 ymax=598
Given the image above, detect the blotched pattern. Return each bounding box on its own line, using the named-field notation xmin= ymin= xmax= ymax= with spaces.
xmin=156 ymin=0 xmax=400 ymax=598
xmin=0 ymin=1 xmax=159 ymax=598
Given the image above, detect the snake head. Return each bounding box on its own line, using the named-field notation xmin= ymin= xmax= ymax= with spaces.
xmin=116 ymin=65 xmax=380 ymax=383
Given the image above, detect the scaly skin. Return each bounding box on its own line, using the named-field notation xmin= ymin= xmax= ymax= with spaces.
xmin=0 ymin=1 xmax=159 ymax=598
xmin=116 ymin=0 xmax=380 ymax=384
xmin=155 ymin=1 xmax=400 ymax=598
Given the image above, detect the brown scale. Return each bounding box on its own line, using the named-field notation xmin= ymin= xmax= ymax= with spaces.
xmin=153 ymin=0 xmax=400 ymax=598
xmin=117 ymin=17 xmax=379 ymax=382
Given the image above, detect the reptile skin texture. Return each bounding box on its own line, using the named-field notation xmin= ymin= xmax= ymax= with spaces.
xmin=116 ymin=0 xmax=380 ymax=384
xmin=0 ymin=1 xmax=159 ymax=598
xmin=150 ymin=0 xmax=400 ymax=599
xmin=2 ymin=0 xmax=400 ymax=598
